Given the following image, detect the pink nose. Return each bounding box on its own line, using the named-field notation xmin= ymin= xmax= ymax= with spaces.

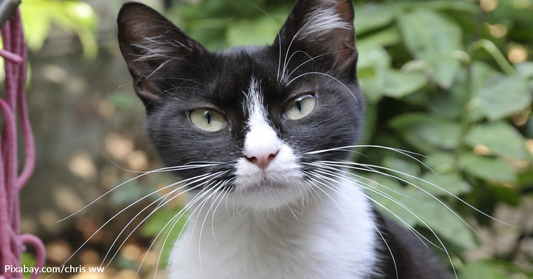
xmin=246 ymin=148 xmax=278 ymax=170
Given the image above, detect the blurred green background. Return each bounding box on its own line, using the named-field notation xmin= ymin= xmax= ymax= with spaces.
xmin=11 ymin=0 xmax=533 ymax=278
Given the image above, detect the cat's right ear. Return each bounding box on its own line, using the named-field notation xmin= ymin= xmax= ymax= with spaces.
xmin=117 ymin=2 xmax=205 ymax=109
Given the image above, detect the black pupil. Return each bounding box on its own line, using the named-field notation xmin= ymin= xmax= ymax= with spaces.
xmin=295 ymin=100 xmax=302 ymax=112
xmin=204 ymin=111 xmax=212 ymax=124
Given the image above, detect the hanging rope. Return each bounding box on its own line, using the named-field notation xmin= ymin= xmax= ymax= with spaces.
xmin=0 ymin=3 xmax=46 ymax=279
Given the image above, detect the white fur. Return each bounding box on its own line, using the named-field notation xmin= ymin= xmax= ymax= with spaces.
xmin=167 ymin=78 xmax=379 ymax=278
xmin=242 ymin=79 xmax=282 ymax=161
xmin=168 ymin=178 xmax=378 ymax=279
xmin=133 ymin=34 xmax=189 ymax=62
xmin=299 ymin=2 xmax=351 ymax=38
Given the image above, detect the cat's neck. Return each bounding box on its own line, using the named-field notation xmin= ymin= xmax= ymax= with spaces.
xmin=169 ymin=177 xmax=380 ymax=279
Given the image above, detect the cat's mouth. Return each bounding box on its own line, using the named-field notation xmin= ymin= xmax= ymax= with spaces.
xmin=237 ymin=172 xmax=285 ymax=192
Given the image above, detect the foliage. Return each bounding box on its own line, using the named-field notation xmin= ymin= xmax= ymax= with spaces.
xmin=132 ymin=0 xmax=533 ymax=277
xmin=20 ymin=0 xmax=98 ymax=59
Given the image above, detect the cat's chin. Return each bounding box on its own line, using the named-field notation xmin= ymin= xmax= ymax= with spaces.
xmin=231 ymin=177 xmax=309 ymax=211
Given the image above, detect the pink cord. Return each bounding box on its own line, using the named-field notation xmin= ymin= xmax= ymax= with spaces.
xmin=0 ymin=9 xmax=45 ymax=279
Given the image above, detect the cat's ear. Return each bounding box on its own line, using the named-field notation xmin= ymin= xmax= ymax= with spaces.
xmin=274 ymin=0 xmax=357 ymax=77
xmin=117 ymin=3 xmax=205 ymax=108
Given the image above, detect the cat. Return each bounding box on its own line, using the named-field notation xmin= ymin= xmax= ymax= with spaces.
xmin=117 ymin=0 xmax=452 ymax=278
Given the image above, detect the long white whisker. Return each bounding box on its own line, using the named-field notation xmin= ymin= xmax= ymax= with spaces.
xmin=59 ymin=171 xmax=220 ymax=269
xmin=305 ymin=170 xmax=400 ymax=279
xmin=103 ymin=171 xmax=228 ymax=268
xmin=311 ymin=165 xmax=430 ymax=244
xmin=320 ymin=160 xmax=514 ymax=228
xmin=58 ymin=163 xmax=221 ymax=222
xmin=139 ymin=186 xmax=212 ymax=279
xmin=307 ymin=163 xmax=459 ymax=278
xmin=161 ymin=185 xmax=221 ymax=279
xmin=305 ymin=144 xmax=435 ymax=175
xmin=246 ymin=2 xmax=282 ymax=82
xmin=302 ymin=171 xmax=351 ymax=225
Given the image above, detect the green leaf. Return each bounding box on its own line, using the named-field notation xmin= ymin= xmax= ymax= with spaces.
xmin=461 ymin=261 xmax=507 ymax=279
xmin=140 ymin=207 xmax=188 ymax=267
xmin=467 ymin=121 xmax=531 ymax=160
xmin=423 ymin=152 xmax=455 ymax=173
xmin=140 ymin=207 xmax=187 ymax=237
xmin=21 ymin=0 xmax=98 ymax=58
xmin=357 ymin=43 xmax=392 ymax=103
xmin=515 ymin=62 xmax=533 ymax=79
xmin=399 ymin=1 xmax=479 ymax=14
xmin=406 ymin=189 xmax=477 ymax=250
xmin=20 ymin=1 xmax=52 ymax=51
xmin=364 ymin=174 xmax=419 ymax=226
xmin=420 ymin=173 xmax=472 ymax=196
xmin=462 ymin=154 xmax=517 ymax=183
xmin=365 ymin=173 xmax=477 ymax=250
xmin=358 ymin=26 xmax=402 ymax=47
xmin=226 ymin=16 xmax=279 ymax=47
xmin=357 ymin=43 xmax=391 ymax=70
xmin=354 ymin=3 xmax=398 ymax=35
xmin=451 ymin=61 xmax=499 ymax=121
xmin=382 ymin=156 xmax=421 ymax=179
xmin=382 ymin=68 xmax=429 ymax=97
xmin=428 ymin=90 xmax=462 ymax=119
xmin=398 ymin=9 xmax=463 ymax=88
xmin=389 ymin=114 xmax=461 ymax=150
xmin=359 ymin=74 xmax=385 ymax=104
xmin=476 ymin=75 xmax=531 ymax=121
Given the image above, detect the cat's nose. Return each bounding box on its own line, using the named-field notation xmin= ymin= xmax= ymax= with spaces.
xmin=245 ymin=147 xmax=279 ymax=170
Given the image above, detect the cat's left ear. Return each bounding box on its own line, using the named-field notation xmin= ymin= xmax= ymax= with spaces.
xmin=274 ymin=0 xmax=357 ymax=78
xmin=117 ymin=3 xmax=206 ymax=110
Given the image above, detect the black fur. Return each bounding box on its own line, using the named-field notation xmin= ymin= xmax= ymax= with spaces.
xmin=371 ymin=210 xmax=451 ymax=278
xmin=117 ymin=1 xmax=451 ymax=278
xmin=117 ymin=1 xmax=364 ymax=186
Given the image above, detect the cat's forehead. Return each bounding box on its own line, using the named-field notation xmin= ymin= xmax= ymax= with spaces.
xmin=197 ymin=46 xmax=286 ymax=104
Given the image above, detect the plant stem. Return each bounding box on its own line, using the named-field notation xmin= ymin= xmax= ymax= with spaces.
xmin=469 ymin=39 xmax=516 ymax=76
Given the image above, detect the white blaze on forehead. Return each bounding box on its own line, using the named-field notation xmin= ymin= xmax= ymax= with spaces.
xmin=244 ymin=79 xmax=281 ymax=156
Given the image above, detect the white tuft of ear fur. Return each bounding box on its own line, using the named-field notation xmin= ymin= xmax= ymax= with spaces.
xmin=299 ymin=5 xmax=352 ymax=39
xmin=132 ymin=33 xmax=191 ymax=62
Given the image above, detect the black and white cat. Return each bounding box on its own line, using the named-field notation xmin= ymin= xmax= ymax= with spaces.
xmin=117 ymin=0 xmax=451 ymax=278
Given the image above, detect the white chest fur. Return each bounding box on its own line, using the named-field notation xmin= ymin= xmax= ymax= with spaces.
xmin=167 ymin=179 xmax=378 ymax=279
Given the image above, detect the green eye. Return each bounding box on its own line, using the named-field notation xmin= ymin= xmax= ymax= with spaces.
xmin=189 ymin=109 xmax=226 ymax=132
xmin=284 ymin=95 xmax=317 ymax=120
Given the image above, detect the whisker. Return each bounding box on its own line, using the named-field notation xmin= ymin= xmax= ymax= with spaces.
xmin=322 ymin=160 xmax=516 ymax=228
xmin=102 ymin=171 xmax=228 ymax=267
xmin=158 ymin=185 xmax=221 ymax=279
xmin=245 ymin=2 xmax=282 ymax=82
xmin=302 ymin=171 xmax=351 ymax=225
xmin=59 ymin=171 xmax=219 ymax=269
xmin=306 ymin=163 xmax=460 ymax=278
xmin=140 ymin=186 xmax=213 ymax=279
xmin=304 ymin=144 xmax=435 ymax=175
xmin=305 ymin=170 xmax=400 ymax=279
xmin=58 ymin=163 xmax=222 ymax=222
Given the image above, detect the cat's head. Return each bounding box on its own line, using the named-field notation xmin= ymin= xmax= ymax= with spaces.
xmin=117 ymin=0 xmax=364 ymax=211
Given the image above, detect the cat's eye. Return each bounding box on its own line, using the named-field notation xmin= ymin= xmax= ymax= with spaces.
xmin=189 ymin=109 xmax=227 ymax=132
xmin=284 ymin=95 xmax=317 ymax=120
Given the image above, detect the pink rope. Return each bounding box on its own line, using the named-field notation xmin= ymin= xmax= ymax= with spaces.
xmin=0 ymin=9 xmax=45 ymax=279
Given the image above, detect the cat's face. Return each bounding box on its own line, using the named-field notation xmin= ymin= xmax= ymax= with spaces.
xmin=117 ymin=0 xmax=364 ymax=211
